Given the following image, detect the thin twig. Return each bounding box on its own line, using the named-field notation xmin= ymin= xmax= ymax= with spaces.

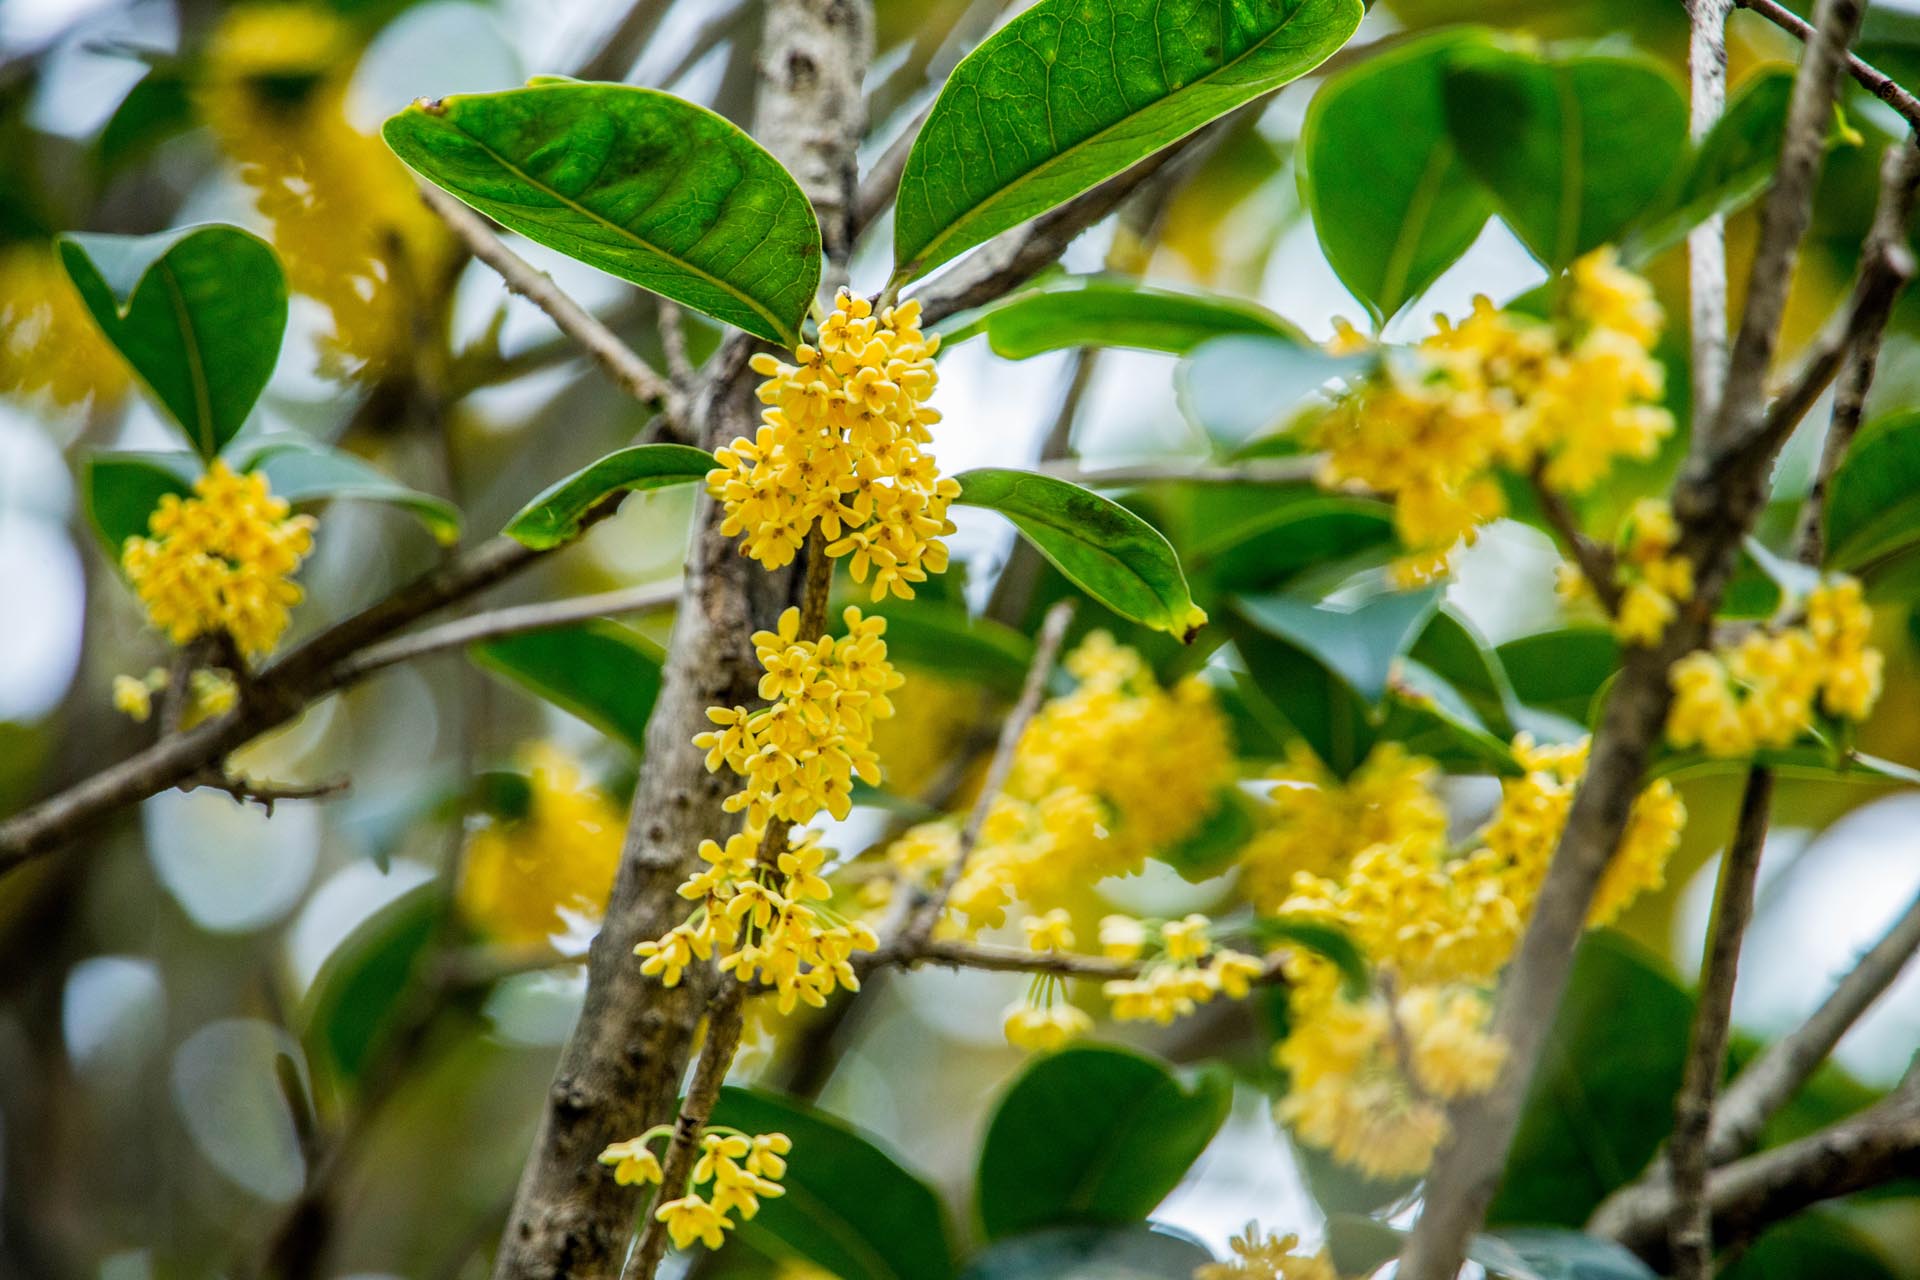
xmin=181 ymin=770 xmax=351 ymax=815
xmin=337 ymin=580 xmax=681 ymax=682
xmin=1737 ymin=0 xmax=1920 ymax=132
xmin=420 ymin=185 xmax=684 ymax=424
xmin=657 ymin=301 xmax=695 ymax=386
xmin=907 ymin=600 xmax=1074 ymax=945
xmin=1530 ymin=466 xmax=1622 ymax=613
xmin=1668 ymin=767 xmax=1775 ymax=1280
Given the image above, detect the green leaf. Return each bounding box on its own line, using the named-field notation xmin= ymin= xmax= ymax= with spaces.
xmin=1442 ymin=44 xmax=1687 ymax=271
xmin=1233 ymin=587 xmax=1441 ymax=705
xmin=708 ymin=1087 xmax=958 ymax=1280
xmin=1175 ymin=335 xmax=1369 ymax=453
xmin=955 ymin=469 xmax=1202 ymax=638
xmin=1723 ymin=1212 xmax=1900 ymax=1280
xmin=1410 ymin=606 xmax=1520 ymax=739
xmin=59 ymin=225 xmax=287 ymax=458
xmin=1824 ymin=411 xmax=1920 ymax=576
xmin=1489 ymin=932 xmax=1692 ymax=1227
xmin=1225 ymin=612 xmax=1375 ymax=774
xmin=941 ymin=274 xmax=1301 ymax=359
xmin=892 ymin=0 xmax=1364 ymax=282
xmin=1496 ymin=627 xmax=1621 ymax=726
xmin=1490 ymin=1229 xmax=1659 ymax=1280
xmin=502 ymin=443 xmax=715 ymax=549
xmin=84 ymin=449 xmax=198 ymax=554
xmin=977 ymin=1044 xmax=1231 ymax=1240
xmin=1623 ymin=67 xmax=1794 ymax=263
xmin=1158 ymin=788 xmax=1256 ymax=882
xmin=1324 ymin=1216 xmax=1550 ymax=1280
xmin=1184 ymin=486 xmax=1396 ymax=593
xmin=96 ymin=68 xmax=196 ymax=175
xmin=1300 ymin=29 xmax=1496 ymax=321
xmin=1250 ymin=917 xmax=1368 ymax=998
xmin=1654 ymin=744 xmax=1920 ymax=788
xmin=299 ymin=884 xmax=440 ymax=1088
xmin=232 ymin=436 xmax=463 ymax=545
xmin=472 ymin=621 xmax=665 ymax=753
xmin=959 ymin=1226 xmax=1212 ymax=1280
xmin=382 ymin=83 xmax=821 ymax=344
xmin=861 ymin=601 xmax=1035 ymax=698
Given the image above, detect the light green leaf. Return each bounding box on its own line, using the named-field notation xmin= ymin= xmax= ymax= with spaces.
xmin=1300 ymin=29 xmax=1496 ymax=321
xmin=709 ymin=1088 xmax=958 ymax=1280
xmin=232 ymin=436 xmax=463 ymax=545
xmin=956 ymin=469 xmax=1201 ymax=638
xmin=977 ymin=1044 xmax=1231 ymax=1240
xmin=1496 ymin=627 xmax=1621 ymax=726
xmin=892 ymin=0 xmax=1364 ymax=282
xmin=382 ymin=83 xmax=821 ymax=344
xmin=940 ymin=274 xmax=1301 ymax=359
xmin=960 ymin=1226 xmax=1212 ymax=1280
xmin=84 ymin=449 xmax=199 ymax=554
xmin=503 ymin=443 xmax=716 ymax=549
xmin=1824 ymin=411 xmax=1920 ymax=575
xmin=472 ymin=621 xmax=665 ymax=752
xmin=1442 ymin=43 xmax=1687 ymax=270
xmin=862 ymin=601 xmax=1035 ymax=698
xmin=299 ymin=884 xmax=440 ymax=1090
xmin=1175 ymin=334 xmax=1369 ymax=452
xmin=60 ymin=225 xmax=287 ymax=458
xmin=1411 ymin=606 xmax=1520 ymax=738
xmin=1233 ymin=587 xmax=1440 ymax=706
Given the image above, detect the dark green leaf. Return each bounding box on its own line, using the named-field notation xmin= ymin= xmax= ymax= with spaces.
xmin=1410 ymin=606 xmax=1519 ymax=738
xmin=892 ymin=0 xmax=1364 ymax=282
xmin=96 ymin=68 xmax=195 ymax=175
xmin=1496 ymin=628 xmax=1620 ymax=725
xmin=1175 ymin=335 xmax=1369 ymax=452
xmin=940 ymin=274 xmax=1300 ymax=359
xmin=1300 ymin=29 xmax=1496 ymax=320
xmin=83 ymin=449 xmax=198 ymax=554
xmin=1158 ymin=788 xmax=1256 ymax=881
xmin=862 ymin=601 xmax=1034 ymax=697
xmin=1184 ymin=486 xmax=1395 ymax=593
xmin=233 ymin=436 xmax=463 ymax=545
xmin=502 ymin=442 xmax=715 ymax=549
xmin=977 ymin=1044 xmax=1231 ymax=1239
xmin=1488 ymin=932 xmax=1691 ymax=1227
xmin=1624 ymin=68 xmax=1794 ymax=263
xmin=1824 ymin=411 xmax=1920 ymax=576
xmin=383 ymin=83 xmax=821 ymax=344
xmin=708 ymin=1087 xmax=958 ymax=1280
xmin=60 ymin=225 xmax=287 ymax=458
xmin=1443 ymin=44 xmax=1687 ymax=270
xmin=956 ymin=469 xmax=1201 ymax=638
xmin=299 ymin=884 xmax=439 ymax=1088
xmin=1250 ymin=917 xmax=1368 ymax=998
xmin=1226 ymin=612 xmax=1375 ymax=774
xmin=472 ymin=621 xmax=665 ymax=753
xmin=960 ymin=1225 xmax=1212 ymax=1280
xmin=1722 ymin=1211 xmax=1899 ymax=1280
xmin=1233 ymin=587 xmax=1441 ymax=705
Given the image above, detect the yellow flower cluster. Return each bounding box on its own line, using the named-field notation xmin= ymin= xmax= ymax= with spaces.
xmin=712 ymin=291 xmax=959 ymax=599
xmin=111 ymin=666 xmax=238 ymax=726
xmin=0 ymin=241 xmax=129 ymax=408
xmin=1196 ymin=1224 xmax=1338 ymax=1280
xmin=598 ymin=1126 xmax=790 ymax=1250
xmin=198 ymin=4 xmax=450 ymax=379
xmin=1238 ymin=742 xmax=1447 ymax=913
xmin=1605 ymin=499 xmax=1696 ymax=646
xmin=934 ymin=633 xmax=1235 ymax=931
xmin=1002 ymin=909 xmax=1095 ymax=1051
xmin=1315 ymin=248 xmax=1672 ymax=585
xmin=121 ymin=461 xmax=317 ymax=659
xmin=1276 ymin=983 xmax=1505 ymax=1180
xmin=1101 ymin=913 xmax=1264 ymax=1026
xmin=1668 ymin=577 xmax=1882 ymax=756
xmin=640 ymin=606 xmax=898 ymax=1011
xmin=458 ymin=745 xmax=623 ymax=948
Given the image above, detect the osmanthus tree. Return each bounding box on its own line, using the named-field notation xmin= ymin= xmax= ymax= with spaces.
xmin=10 ymin=0 xmax=1920 ymax=1277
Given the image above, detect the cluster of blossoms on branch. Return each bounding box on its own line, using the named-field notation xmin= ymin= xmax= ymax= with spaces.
xmin=1315 ymin=247 xmax=1673 ymax=585
xmin=713 ymin=292 xmax=959 ymax=599
xmin=599 ymin=1126 xmax=791 ymax=1250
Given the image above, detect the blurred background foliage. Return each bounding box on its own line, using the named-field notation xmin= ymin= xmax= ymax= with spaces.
xmin=8 ymin=0 xmax=1920 ymax=1277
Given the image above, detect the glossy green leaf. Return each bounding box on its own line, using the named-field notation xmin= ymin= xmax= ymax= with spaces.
xmin=472 ymin=621 xmax=665 ymax=752
xmin=709 ymin=1087 xmax=957 ymax=1280
xmin=502 ymin=443 xmax=714 ymax=549
xmin=1654 ymin=744 xmax=1920 ymax=788
xmin=97 ymin=68 xmax=196 ymax=175
xmin=1824 ymin=411 xmax=1920 ymax=575
xmin=60 ymin=225 xmax=287 ymax=458
xmin=941 ymin=274 xmax=1300 ymax=359
xmin=1158 ymin=788 xmax=1256 ymax=881
xmin=956 ymin=469 xmax=1201 ymax=638
xmin=1489 ymin=932 xmax=1691 ymax=1227
xmin=977 ymin=1044 xmax=1231 ymax=1240
xmin=1623 ymin=67 xmax=1793 ymax=262
xmin=1250 ymin=917 xmax=1368 ymax=998
xmin=234 ymin=436 xmax=463 ymax=545
xmin=84 ymin=450 xmax=198 ymax=554
xmin=1234 ymin=587 xmax=1440 ymax=706
xmin=1410 ymin=606 xmax=1520 ymax=738
xmin=299 ymin=884 xmax=440 ymax=1088
xmin=1496 ymin=627 xmax=1620 ymax=726
xmin=862 ymin=601 xmax=1034 ymax=697
xmin=960 ymin=1226 xmax=1212 ymax=1280
xmin=1184 ymin=486 xmax=1396 ymax=593
xmin=1175 ymin=335 xmax=1369 ymax=452
xmin=383 ymin=83 xmax=821 ymax=344
xmin=892 ymin=0 xmax=1364 ymax=282
xmin=1443 ymin=44 xmax=1687 ymax=270
xmin=1300 ymin=29 xmax=1496 ymax=320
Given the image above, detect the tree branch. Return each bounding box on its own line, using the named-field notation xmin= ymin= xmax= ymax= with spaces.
xmin=1689 ymin=0 xmax=1735 ymax=437
xmin=1530 ymin=467 xmax=1623 ymax=613
xmin=420 ymin=185 xmax=685 ymax=425
xmin=1737 ymin=0 xmax=1920 ymax=132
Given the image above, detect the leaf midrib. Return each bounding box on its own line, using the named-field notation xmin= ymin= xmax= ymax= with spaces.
xmin=438 ymin=119 xmax=797 ymax=344
xmin=762 ymin=1179 xmax=921 ymax=1280
xmin=901 ymin=0 xmax=1352 ymax=276
xmin=156 ymin=261 xmax=216 ymax=457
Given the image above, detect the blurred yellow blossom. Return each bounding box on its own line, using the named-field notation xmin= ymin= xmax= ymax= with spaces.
xmin=458 ymin=744 xmax=623 ymax=948
xmin=0 ymin=241 xmax=129 ymax=408
xmin=1196 ymin=1224 xmax=1338 ymax=1280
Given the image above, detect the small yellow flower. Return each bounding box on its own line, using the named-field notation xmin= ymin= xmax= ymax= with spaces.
xmin=1003 ymin=997 xmax=1093 ymax=1052
xmin=1021 ymin=908 xmax=1075 ymax=953
xmin=655 ymin=1193 xmax=730 ymax=1250
xmin=112 ymin=672 xmax=159 ymax=722
xmin=597 ymin=1137 xmax=663 ymax=1187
